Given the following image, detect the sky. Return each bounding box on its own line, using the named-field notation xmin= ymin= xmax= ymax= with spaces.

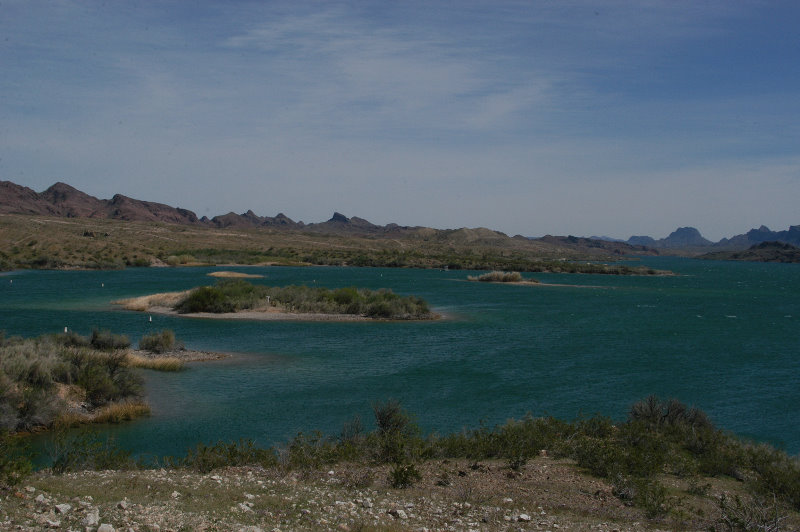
xmin=1 ymin=1 xmax=799 ymax=241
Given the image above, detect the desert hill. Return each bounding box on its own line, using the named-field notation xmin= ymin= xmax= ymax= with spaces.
xmin=699 ymin=240 xmax=800 ymax=263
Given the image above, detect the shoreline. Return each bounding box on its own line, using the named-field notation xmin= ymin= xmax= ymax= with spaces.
xmin=142 ymin=304 xmax=374 ymax=322
xmin=127 ymin=347 xmax=230 ymax=362
xmin=466 ymin=279 xmax=607 ymax=289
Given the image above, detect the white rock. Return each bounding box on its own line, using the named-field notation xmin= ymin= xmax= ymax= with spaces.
xmin=518 ymin=513 xmax=531 ymax=522
xmin=117 ymin=500 xmax=129 ymax=510
xmin=84 ymin=507 xmax=100 ymax=526
xmin=98 ymin=525 xmax=116 ymax=532
xmin=502 ymin=497 xmax=513 ymax=503
xmin=245 ymin=493 xmax=255 ymax=500
xmin=238 ymin=502 xmax=254 ymax=512
xmin=24 ymin=486 xmax=35 ymax=493
xmin=171 ymin=491 xmax=180 ymax=499
xmin=54 ymin=503 xmax=72 ymax=514
xmin=361 ymin=498 xmax=373 ymax=509
xmin=35 ymin=494 xmax=47 ymax=503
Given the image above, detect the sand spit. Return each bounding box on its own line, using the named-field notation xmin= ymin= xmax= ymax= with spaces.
xmin=115 ymin=291 xmax=191 ymax=312
xmin=207 ymin=271 xmax=265 ymax=279
xmin=127 ymin=348 xmax=229 ymax=362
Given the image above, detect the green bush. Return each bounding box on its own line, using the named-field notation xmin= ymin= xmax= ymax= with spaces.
xmin=183 ymin=439 xmax=277 ymax=473
xmin=138 ymin=329 xmax=178 ymax=353
xmin=48 ymin=429 xmax=135 ymax=474
xmin=90 ymin=329 xmax=130 ymax=351
xmin=389 ymin=463 xmax=421 ymax=488
xmin=0 ymin=429 xmax=32 ymax=486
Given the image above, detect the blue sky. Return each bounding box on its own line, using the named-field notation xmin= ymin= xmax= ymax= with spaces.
xmin=2 ymin=1 xmax=799 ymax=240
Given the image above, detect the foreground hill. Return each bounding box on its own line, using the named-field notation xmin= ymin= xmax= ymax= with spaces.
xmin=3 ymin=395 xmax=799 ymax=531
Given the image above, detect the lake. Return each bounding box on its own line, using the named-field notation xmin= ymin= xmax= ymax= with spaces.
xmin=1 ymin=257 xmax=798 ymax=458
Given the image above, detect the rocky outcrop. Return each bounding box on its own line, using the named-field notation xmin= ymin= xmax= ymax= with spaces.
xmin=0 ymin=180 xmax=201 ymax=225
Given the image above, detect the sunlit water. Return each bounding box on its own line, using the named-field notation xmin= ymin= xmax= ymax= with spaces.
xmin=1 ymin=257 xmax=798 ymax=458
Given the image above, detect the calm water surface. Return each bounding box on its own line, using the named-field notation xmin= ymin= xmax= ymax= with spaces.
xmin=1 ymin=257 xmax=798 ymax=457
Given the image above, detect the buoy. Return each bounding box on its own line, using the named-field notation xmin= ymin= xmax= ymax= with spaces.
xmin=64 ymin=327 xmax=68 ymax=333
xmin=149 ymin=315 xmax=152 ymax=322
xmin=101 ymin=283 xmax=104 ymax=287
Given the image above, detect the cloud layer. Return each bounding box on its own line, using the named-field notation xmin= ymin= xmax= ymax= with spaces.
xmin=2 ymin=1 xmax=799 ymax=240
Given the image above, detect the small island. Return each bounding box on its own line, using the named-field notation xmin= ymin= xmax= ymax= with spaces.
xmin=116 ymin=279 xmax=438 ymax=321
xmin=467 ymin=271 xmax=540 ymax=284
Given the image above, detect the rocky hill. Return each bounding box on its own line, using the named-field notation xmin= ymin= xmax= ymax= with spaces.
xmin=0 ymin=180 xmax=655 ymax=261
xmin=5 ymin=180 xmax=796 ymax=257
xmin=0 ymin=181 xmax=201 ymax=225
xmin=699 ymin=241 xmax=800 ymax=263
xmin=627 ymin=226 xmax=712 ymax=249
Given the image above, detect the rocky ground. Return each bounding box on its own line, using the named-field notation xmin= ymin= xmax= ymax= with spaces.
xmin=2 ymin=457 xmax=790 ymax=531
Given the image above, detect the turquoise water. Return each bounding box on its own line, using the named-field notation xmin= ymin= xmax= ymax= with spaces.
xmin=1 ymin=258 xmax=799 ymax=457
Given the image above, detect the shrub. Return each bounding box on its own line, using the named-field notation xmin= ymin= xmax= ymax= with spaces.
xmin=175 ymin=286 xmax=236 ymax=313
xmin=389 ymin=463 xmax=421 ymax=488
xmin=138 ymin=329 xmax=178 ymax=353
xmin=90 ymin=329 xmax=130 ymax=351
xmin=48 ymin=429 xmax=135 ymax=474
xmin=717 ymin=492 xmax=790 ymax=532
xmin=0 ymin=429 xmax=32 ymax=486
xmin=372 ymin=399 xmax=423 ymax=467
xmin=183 ymin=439 xmax=277 ymax=473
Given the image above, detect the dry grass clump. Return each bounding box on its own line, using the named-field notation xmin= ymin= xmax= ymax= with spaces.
xmin=91 ymin=400 xmax=150 ymax=424
xmin=55 ymin=400 xmax=151 ymax=428
xmin=114 ymin=290 xmax=190 ymax=311
xmin=125 ymin=353 xmax=184 ymax=372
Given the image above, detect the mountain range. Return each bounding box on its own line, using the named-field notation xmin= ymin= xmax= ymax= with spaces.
xmin=2 ymin=180 xmax=798 ymax=252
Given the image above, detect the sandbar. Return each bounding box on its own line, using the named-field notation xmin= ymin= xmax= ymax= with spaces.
xmin=207 ymin=271 xmax=264 ymax=279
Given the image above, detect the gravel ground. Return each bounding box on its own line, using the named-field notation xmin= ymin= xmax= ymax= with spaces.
xmin=2 ymin=457 xmax=780 ymax=531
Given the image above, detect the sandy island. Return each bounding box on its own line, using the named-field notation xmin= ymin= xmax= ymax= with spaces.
xmin=207 ymin=271 xmax=265 ymax=279
xmin=113 ymin=292 xmax=419 ymax=322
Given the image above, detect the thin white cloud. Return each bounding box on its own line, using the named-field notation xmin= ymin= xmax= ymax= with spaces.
xmin=1 ymin=1 xmax=798 ymax=240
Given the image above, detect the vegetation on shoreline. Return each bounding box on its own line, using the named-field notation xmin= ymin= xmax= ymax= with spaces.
xmin=2 ymin=396 xmax=799 ymax=529
xmin=174 ymin=279 xmax=435 ymax=320
xmin=0 ymin=330 xmax=189 ymax=433
xmin=467 ymin=271 xmax=538 ymax=283
xmin=0 ymin=213 xmax=672 ymax=274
